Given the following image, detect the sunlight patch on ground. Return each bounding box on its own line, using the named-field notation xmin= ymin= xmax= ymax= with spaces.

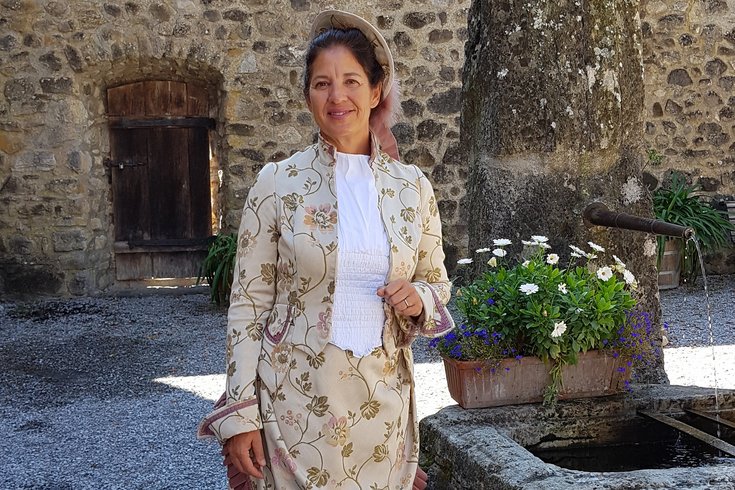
xmin=153 ymin=345 xmax=734 ymax=421
xmin=664 ymin=344 xmax=735 ymax=390
xmin=154 ymin=374 xmax=224 ymax=401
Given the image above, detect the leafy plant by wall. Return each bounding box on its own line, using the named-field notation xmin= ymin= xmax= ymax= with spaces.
xmin=197 ymin=233 xmax=237 ymax=306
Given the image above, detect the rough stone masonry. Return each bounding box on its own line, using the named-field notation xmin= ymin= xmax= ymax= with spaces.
xmin=0 ymin=0 xmax=469 ymax=296
xmin=1 ymin=0 xmax=734 ymax=297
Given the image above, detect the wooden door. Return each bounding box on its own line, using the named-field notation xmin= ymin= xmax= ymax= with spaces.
xmin=107 ymin=81 xmax=215 ymax=281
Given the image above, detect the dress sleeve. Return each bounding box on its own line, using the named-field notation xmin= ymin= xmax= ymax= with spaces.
xmin=198 ymin=162 xmax=278 ymax=443
xmin=406 ymin=170 xmax=455 ymax=340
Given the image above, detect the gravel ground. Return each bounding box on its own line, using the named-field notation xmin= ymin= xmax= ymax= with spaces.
xmin=0 ymin=275 xmax=733 ymax=489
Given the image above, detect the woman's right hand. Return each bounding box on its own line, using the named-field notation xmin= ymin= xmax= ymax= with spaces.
xmin=223 ymin=430 xmax=267 ymax=480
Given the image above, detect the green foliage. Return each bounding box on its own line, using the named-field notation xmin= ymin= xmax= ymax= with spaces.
xmin=653 ymin=173 xmax=734 ymax=283
xmin=198 ymin=233 xmax=237 ymax=306
xmin=434 ymin=237 xmax=641 ymax=404
xmin=646 ymin=148 xmax=664 ymax=166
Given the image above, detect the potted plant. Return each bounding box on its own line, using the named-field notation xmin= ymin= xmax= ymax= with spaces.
xmin=197 ymin=233 xmax=237 ymax=306
xmin=432 ymin=236 xmax=658 ymax=408
xmin=653 ymin=173 xmax=734 ymax=286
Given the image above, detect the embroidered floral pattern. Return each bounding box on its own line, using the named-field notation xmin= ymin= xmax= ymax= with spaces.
xmin=271 ymin=343 xmax=292 ymax=374
xmin=316 ymin=309 xmax=331 ymax=340
xmin=323 ymin=415 xmax=351 ymax=447
xmin=304 ymin=204 xmax=337 ymax=232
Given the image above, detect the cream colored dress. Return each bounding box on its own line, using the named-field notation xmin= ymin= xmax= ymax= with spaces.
xmin=198 ymin=134 xmax=455 ymax=490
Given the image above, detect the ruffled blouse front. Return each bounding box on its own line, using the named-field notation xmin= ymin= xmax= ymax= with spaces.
xmin=330 ymin=151 xmax=390 ymax=357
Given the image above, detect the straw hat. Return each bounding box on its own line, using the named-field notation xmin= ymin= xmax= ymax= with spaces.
xmin=309 ymin=9 xmax=395 ymax=101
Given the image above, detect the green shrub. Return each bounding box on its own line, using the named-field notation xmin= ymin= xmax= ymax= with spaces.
xmin=198 ymin=233 xmax=237 ymax=306
xmin=653 ymin=173 xmax=734 ymax=283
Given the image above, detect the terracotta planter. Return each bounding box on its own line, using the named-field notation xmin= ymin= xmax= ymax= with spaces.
xmin=442 ymin=350 xmax=629 ymax=409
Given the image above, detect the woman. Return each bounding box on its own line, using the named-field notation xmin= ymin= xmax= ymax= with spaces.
xmin=199 ymin=10 xmax=454 ymax=490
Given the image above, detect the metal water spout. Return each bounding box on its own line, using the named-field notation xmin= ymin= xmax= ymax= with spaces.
xmin=582 ymin=202 xmax=695 ymax=238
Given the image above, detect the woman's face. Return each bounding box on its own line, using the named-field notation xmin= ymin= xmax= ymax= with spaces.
xmin=306 ymin=45 xmax=381 ymax=152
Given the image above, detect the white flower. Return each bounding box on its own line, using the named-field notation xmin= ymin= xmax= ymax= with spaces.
xmin=575 ymin=308 xmax=584 ymax=314
xmin=623 ymin=269 xmax=636 ymax=285
xmin=569 ymin=244 xmax=586 ymax=255
xmin=487 ymin=257 xmax=498 ymax=267
xmin=519 ymin=283 xmax=539 ymax=295
xmin=588 ymin=241 xmax=606 ymax=252
xmin=570 ymin=252 xmax=582 ymax=258
xmin=551 ymin=321 xmax=567 ymax=338
xmin=597 ymin=266 xmax=613 ymax=281
xmin=539 ymin=243 xmax=552 ymax=249
xmin=522 ymin=260 xmax=531 ymax=267
xmin=476 ymin=247 xmax=492 ymax=253
xmin=531 ymin=235 xmax=549 ymax=243
xmin=492 ymin=248 xmax=507 ymax=257
xmin=612 ymin=254 xmax=626 ymax=267
xmin=522 ymin=240 xmax=534 ymax=246
xmin=457 ymin=258 xmax=473 ymax=265
xmin=546 ymin=254 xmax=560 ymax=265
xmin=586 ymin=253 xmax=598 ymax=260
xmin=493 ymin=239 xmax=512 ymax=246
xmin=557 ymin=283 xmax=568 ymax=294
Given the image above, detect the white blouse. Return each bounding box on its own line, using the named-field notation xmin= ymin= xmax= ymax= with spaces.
xmin=330 ymin=151 xmax=390 ymax=357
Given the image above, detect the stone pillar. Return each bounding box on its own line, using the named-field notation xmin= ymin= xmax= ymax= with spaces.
xmin=462 ymin=0 xmax=666 ymax=382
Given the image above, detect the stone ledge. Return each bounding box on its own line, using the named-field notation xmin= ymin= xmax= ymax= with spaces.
xmin=420 ymin=385 xmax=735 ymax=489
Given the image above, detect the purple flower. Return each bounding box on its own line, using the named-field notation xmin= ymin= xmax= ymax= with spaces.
xmin=429 ymin=338 xmax=440 ymax=349
xmin=486 ymin=298 xmax=495 ymax=306
xmin=450 ymin=344 xmax=462 ymax=358
xmin=515 ymin=355 xmax=523 ymax=361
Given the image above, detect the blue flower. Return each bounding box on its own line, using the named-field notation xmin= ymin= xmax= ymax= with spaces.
xmin=450 ymin=344 xmax=462 ymax=358
xmin=429 ymin=338 xmax=440 ymax=349
xmin=486 ymin=298 xmax=495 ymax=306
xmin=445 ymin=331 xmax=457 ymax=342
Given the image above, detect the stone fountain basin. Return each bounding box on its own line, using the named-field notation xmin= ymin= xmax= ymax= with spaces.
xmin=420 ymin=385 xmax=735 ymax=489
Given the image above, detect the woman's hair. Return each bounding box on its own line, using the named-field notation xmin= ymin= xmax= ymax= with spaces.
xmin=302 ymin=28 xmax=385 ymax=98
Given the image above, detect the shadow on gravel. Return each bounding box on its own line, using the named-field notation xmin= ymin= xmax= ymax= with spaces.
xmin=0 ymin=296 xmax=227 ymax=410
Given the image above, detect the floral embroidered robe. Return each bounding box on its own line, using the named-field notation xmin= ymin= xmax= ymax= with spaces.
xmin=199 ymin=134 xmax=454 ymax=489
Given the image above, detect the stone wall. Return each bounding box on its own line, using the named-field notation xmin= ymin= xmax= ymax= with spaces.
xmin=0 ymin=0 xmax=469 ymax=296
xmin=642 ymin=0 xmax=735 ymax=192
xmin=642 ymin=0 xmax=735 ymax=272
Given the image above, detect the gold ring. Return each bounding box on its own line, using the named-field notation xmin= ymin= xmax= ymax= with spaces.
xmin=403 ymin=299 xmax=410 ymax=308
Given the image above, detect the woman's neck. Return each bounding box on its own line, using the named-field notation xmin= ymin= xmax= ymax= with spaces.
xmin=322 ymin=131 xmax=371 ymax=155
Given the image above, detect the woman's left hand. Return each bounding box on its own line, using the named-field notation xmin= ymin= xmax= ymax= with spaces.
xmin=377 ymin=279 xmax=423 ymax=318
